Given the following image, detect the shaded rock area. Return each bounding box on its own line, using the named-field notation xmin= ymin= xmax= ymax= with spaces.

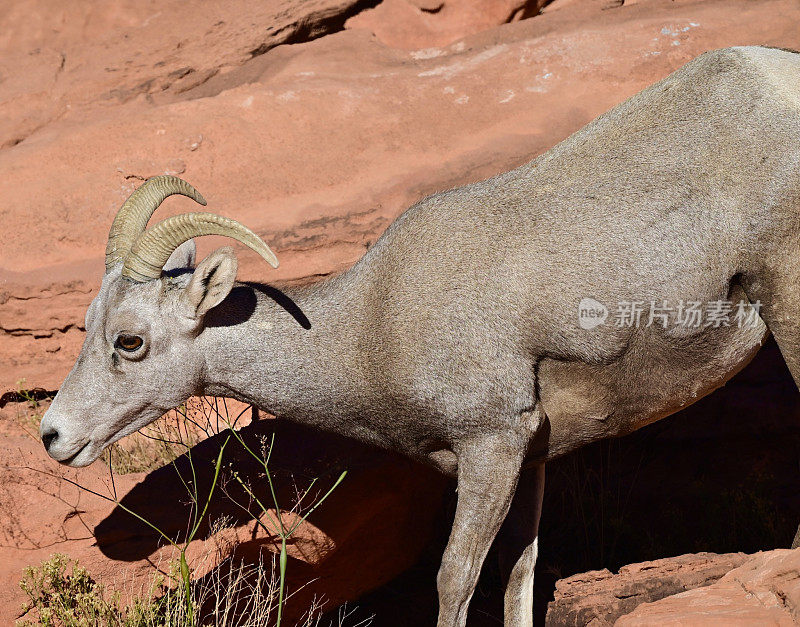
xmin=345 ymin=0 xmax=545 ymax=49
xmin=0 ymin=402 xmax=447 ymax=624
xmin=98 ymin=418 xmax=449 ymax=623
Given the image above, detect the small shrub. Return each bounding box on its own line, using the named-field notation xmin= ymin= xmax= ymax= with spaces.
xmin=17 ymin=553 xmax=124 ymax=626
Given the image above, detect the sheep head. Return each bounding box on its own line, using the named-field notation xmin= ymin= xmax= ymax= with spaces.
xmin=40 ymin=176 xmax=278 ymax=466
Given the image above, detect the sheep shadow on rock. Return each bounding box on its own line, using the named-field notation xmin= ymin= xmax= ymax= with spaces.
xmin=94 ymin=418 xmax=449 ymax=624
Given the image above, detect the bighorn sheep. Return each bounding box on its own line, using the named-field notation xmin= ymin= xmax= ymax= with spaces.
xmin=41 ymin=46 xmax=800 ymax=626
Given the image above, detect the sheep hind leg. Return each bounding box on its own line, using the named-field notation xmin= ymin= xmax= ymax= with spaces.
xmin=497 ymin=463 xmax=545 ymax=627
xmin=743 ymin=270 xmax=800 ymax=548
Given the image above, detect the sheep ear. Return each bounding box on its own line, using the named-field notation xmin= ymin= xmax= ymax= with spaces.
xmin=163 ymin=239 xmax=197 ymax=274
xmin=180 ymin=247 xmax=238 ymax=320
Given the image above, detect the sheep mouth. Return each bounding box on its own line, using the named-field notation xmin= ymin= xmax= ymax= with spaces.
xmin=58 ymin=441 xmax=93 ymax=467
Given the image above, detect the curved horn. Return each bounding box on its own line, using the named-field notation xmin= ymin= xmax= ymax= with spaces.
xmin=105 ymin=176 xmax=207 ymax=273
xmin=121 ymin=212 xmax=279 ymax=282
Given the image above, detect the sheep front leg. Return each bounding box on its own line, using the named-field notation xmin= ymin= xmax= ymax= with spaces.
xmin=498 ymin=463 xmax=545 ymax=627
xmin=436 ymin=433 xmax=526 ymax=627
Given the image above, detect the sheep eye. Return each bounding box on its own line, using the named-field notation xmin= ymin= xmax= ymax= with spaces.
xmin=115 ymin=334 xmax=143 ymax=352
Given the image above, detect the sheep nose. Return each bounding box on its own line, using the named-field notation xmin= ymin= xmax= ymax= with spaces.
xmin=41 ymin=428 xmax=59 ymax=452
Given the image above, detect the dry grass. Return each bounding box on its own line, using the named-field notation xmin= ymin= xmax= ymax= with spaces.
xmin=100 ymin=401 xmax=214 ymax=474
xmin=101 ymin=397 xmax=255 ymax=475
xmin=15 ymin=552 xmax=335 ymax=627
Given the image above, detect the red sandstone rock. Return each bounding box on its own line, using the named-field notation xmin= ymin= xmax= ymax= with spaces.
xmin=0 ymin=0 xmax=372 ymax=150
xmin=616 ymin=549 xmax=800 ymax=626
xmin=545 ymin=552 xmax=748 ymax=626
xmin=547 ymin=549 xmax=800 ymax=626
